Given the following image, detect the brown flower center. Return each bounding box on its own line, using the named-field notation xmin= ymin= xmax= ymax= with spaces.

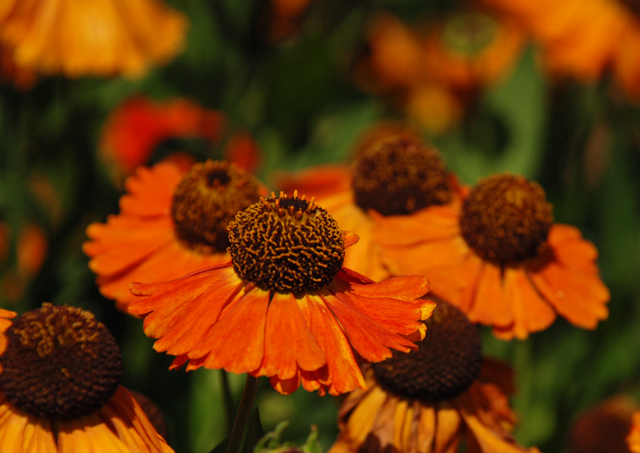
xmin=228 ymin=193 xmax=345 ymax=293
xmin=373 ymin=301 xmax=481 ymax=403
xmin=0 ymin=304 xmax=122 ymax=419
xmin=352 ymin=137 xmax=452 ymax=216
xmin=460 ymin=174 xmax=553 ymax=266
xmin=171 ymin=160 xmax=262 ymax=254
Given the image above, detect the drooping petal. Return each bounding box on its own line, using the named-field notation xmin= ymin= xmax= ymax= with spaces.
xmin=466 ymin=262 xmax=513 ymax=327
xmin=529 ymin=257 xmax=609 ymax=329
xmin=189 ymin=287 xmax=270 ymax=374
xmin=493 ymin=267 xmax=556 ymax=340
xmin=259 ymin=292 xmax=326 ymax=379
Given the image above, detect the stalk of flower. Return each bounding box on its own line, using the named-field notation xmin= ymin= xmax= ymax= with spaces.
xmin=0 ymin=304 xmax=173 ymax=452
xmin=128 ymin=191 xmax=434 ymax=397
xmin=277 ymin=126 xmax=465 ymax=282
xmin=329 ymin=301 xmax=540 ymax=453
xmin=373 ymin=173 xmax=610 ymax=339
xmin=84 ymin=159 xmax=266 ymax=315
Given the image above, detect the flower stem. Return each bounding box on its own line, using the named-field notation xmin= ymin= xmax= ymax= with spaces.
xmin=226 ymin=375 xmax=260 ymax=453
xmin=220 ymin=370 xmax=235 ymax=435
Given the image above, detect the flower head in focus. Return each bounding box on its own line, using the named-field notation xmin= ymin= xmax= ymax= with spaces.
xmin=330 ymin=301 xmax=540 ymax=453
xmin=0 ymin=304 xmax=173 ymax=452
xmin=374 ymin=173 xmax=610 ymax=339
xmin=0 ymin=0 xmax=188 ymax=78
xmin=84 ymin=159 xmax=265 ymax=314
xmin=129 ymin=192 xmax=434 ymax=396
xmin=278 ymin=125 xmax=463 ymax=281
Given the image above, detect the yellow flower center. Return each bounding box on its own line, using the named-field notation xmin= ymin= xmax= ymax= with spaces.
xmin=228 ymin=193 xmax=345 ymax=293
xmin=373 ymin=301 xmax=482 ymax=402
xmin=460 ymin=174 xmax=553 ymax=266
xmin=352 ymin=136 xmax=452 ymax=216
xmin=0 ymin=304 xmax=122 ymax=419
xmin=171 ymin=160 xmax=262 ymax=254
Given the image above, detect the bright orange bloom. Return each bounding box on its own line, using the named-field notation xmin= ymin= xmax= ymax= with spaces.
xmin=482 ymin=0 xmax=640 ymax=101
xmin=0 ymin=306 xmax=173 ymax=452
xmin=278 ymin=129 xmax=461 ymax=282
xmin=84 ymin=159 xmax=265 ymax=315
xmin=569 ymin=395 xmax=639 ymax=453
xmin=129 ymin=194 xmax=434 ymax=396
xmin=0 ymin=0 xmax=187 ymax=78
xmin=629 ymin=412 xmax=640 ymax=452
xmin=330 ymin=302 xmax=539 ymax=453
xmin=99 ymin=97 xmax=227 ymax=179
xmin=374 ymin=173 xmax=610 ymax=339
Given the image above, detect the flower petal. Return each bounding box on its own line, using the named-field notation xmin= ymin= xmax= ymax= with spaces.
xmin=259 ymin=292 xmax=326 ymax=379
xmin=466 ymin=262 xmax=513 ymax=327
xmin=120 ymin=162 xmax=183 ymax=217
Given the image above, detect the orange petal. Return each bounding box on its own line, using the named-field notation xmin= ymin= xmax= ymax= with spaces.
xmin=529 ymin=259 xmax=609 ymax=329
xmin=434 ymin=406 xmax=462 ymax=453
xmin=190 ymin=287 xmax=269 ymax=374
xmin=466 ymin=262 xmax=513 ymax=327
xmin=120 ymin=162 xmax=184 ymax=217
xmin=324 ymin=290 xmax=418 ymax=361
xmin=494 ymin=268 xmax=556 ymax=340
xmin=259 ymin=292 xmax=326 ymax=379
xmin=372 ymin=202 xmax=462 ymax=247
xmin=300 ymin=294 xmax=366 ymax=395
xmin=85 ymin=215 xmax=175 ymax=276
xmin=547 ymin=224 xmax=599 ymax=273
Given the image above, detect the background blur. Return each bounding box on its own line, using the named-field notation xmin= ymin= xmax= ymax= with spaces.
xmin=2 ymin=0 xmax=640 ymax=452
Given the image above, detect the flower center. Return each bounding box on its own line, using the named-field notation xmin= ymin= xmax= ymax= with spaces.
xmin=352 ymin=137 xmax=452 ymax=216
xmin=460 ymin=174 xmax=553 ymax=266
xmin=171 ymin=160 xmax=262 ymax=254
xmin=0 ymin=304 xmax=122 ymax=419
xmin=373 ymin=301 xmax=482 ymax=403
xmin=228 ymin=193 xmax=345 ymax=293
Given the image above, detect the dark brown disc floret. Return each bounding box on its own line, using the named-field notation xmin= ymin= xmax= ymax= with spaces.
xmin=228 ymin=193 xmax=345 ymax=293
xmin=0 ymin=304 xmax=122 ymax=419
xmin=352 ymin=136 xmax=452 ymax=216
xmin=171 ymin=160 xmax=262 ymax=254
xmin=373 ymin=301 xmax=482 ymax=403
xmin=460 ymin=174 xmax=554 ymax=266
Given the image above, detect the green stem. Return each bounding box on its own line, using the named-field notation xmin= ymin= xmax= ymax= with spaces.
xmin=220 ymin=370 xmax=235 ymax=435
xmin=226 ymin=375 xmax=260 ymax=453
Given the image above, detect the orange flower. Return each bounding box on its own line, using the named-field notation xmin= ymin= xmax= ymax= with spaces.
xmin=128 ymin=193 xmax=434 ymax=396
xmin=278 ymin=128 xmax=460 ymax=281
xmin=84 ymin=159 xmax=265 ymax=315
xmin=569 ymin=395 xmax=639 ymax=453
xmin=330 ymin=302 xmax=540 ymax=453
xmin=0 ymin=0 xmax=187 ymax=78
xmin=482 ymin=0 xmax=640 ymax=100
xmin=100 ymin=97 xmax=227 ymax=179
xmin=0 ymin=304 xmax=173 ymax=452
xmin=355 ymin=11 xmax=524 ymax=131
xmin=374 ymin=173 xmax=610 ymax=339
xmin=629 ymin=412 xmax=640 ymax=452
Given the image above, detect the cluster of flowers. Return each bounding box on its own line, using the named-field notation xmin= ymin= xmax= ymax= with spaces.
xmin=0 ymin=108 xmax=626 ymax=452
